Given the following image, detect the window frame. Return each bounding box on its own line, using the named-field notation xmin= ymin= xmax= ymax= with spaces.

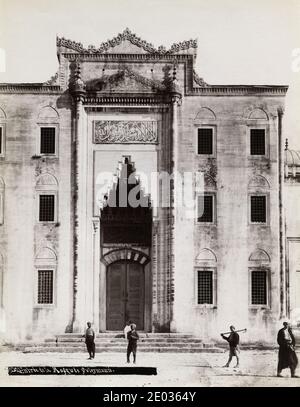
xmin=247 ymin=125 xmax=269 ymax=159
xmin=249 ymin=267 xmax=270 ymax=309
xmin=0 ymin=191 xmax=4 ymax=225
xmin=34 ymin=266 xmax=56 ymax=308
xmin=196 ymin=125 xmax=216 ymax=157
xmin=248 ymin=193 xmax=269 ymax=225
xmin=194 ymin=267 xmax=217 ymax=308
xmin=37 ymin=191 xmax=58 ymax=224
xmin=37 ymin=123 xmax=59 ymax=157
xmin=196 ymin=193 xmax=216 ymax=225
xmin=0 ymin=124 xmax=6 ymax=158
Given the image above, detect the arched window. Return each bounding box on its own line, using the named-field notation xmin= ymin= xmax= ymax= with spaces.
xmin=194 ymin=107 xmax=217 ymax=157
xmin=196 ymin=173 xmax=217 ymax=224
xmin=36 ymin=173 xmax=58 ymax=223
xmin=247 ymin=107 xmax=269 ymax=158
xmin=195 ymin=248 xmax=217 ymax=306
xmin=35 ymin=247 xmax=57 ymax=306
xmin=248 ymin=249 xmax=271 ymax=307
xmin=248 ymin=175 xmax=270 ymax=225
xmin=37 ymin=106 xmax=59 ymax=156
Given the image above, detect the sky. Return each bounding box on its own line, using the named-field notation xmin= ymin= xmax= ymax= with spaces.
xmin=0 ymin=0 xmax=299 ymax=148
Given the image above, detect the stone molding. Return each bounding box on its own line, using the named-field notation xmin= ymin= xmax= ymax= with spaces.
xmin=193 ymin=70 xmax=209 ymax=88
xmin=94 ymin=120 xmax=158 ymax=144
xmin=0 ymin=84 xmax=61 ymax=93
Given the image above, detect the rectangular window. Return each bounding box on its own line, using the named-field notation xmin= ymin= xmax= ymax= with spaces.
xmin=251 ymin=270 xmax=267 ymax=305
xmin=40 ymin=127 xmax=55 ymax=155
xmin=38 ymin=270 xmax=53 ymax=304
xmin=198 ymin=195 xmax=214 ymax=223
xmin=250 ymin=129 xmax=265 ymax=155
xmin=0 ymin=127 xmax=2 ymax=155
xmin=197 ymin=128 xmax=213 ymax=155
xmin=39 ymin=194 xmax=55 ymax=222
xmin=197 ymin=270 xmax=213 ymax=304
xmin=250 ymin=195 xmax=266 ymax=223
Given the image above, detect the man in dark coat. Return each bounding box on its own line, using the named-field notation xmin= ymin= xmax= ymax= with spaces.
xmin=277 ymin=322 xmax=298 ymax=377
xmin=127 ymin=323 xmax=139 ymax=364
xmin=221 ymin=325 xmax=240 ymax=368
xmin=84 ymin=321 xmax=95 ymax=360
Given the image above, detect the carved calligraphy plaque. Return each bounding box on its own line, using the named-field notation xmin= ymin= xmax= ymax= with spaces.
xmin=94 ymin=120 xmax=158 ymax=144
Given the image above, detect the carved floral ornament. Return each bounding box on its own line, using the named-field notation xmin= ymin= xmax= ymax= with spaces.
xmin=94 ymin=120 xmax=158 ymax=144
xmin=57 ymin=28 xmax=197 ymax=55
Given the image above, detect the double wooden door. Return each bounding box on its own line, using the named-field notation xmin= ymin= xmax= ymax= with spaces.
xmin=106 ymin=261 xmax=144 ymax=330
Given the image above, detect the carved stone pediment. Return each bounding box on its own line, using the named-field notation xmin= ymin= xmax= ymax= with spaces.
xmin=86 ymin=67 xmax=165 ymax=94
xmin=57 ymin=28 xmax=197 ymax=56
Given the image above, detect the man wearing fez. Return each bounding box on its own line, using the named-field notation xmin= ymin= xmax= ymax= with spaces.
xmin=277 ymin=321 xmax=298 ymax=377
xmin=84 ymin=321 xmax=96 ymax=360
xmin=221 ymin=325 xmax=240 ymax=368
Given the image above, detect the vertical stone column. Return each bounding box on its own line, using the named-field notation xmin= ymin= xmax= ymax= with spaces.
xmin=92 ymin=218 xmax=100 ymax=331
xmin=71 ymin=63 xmax=86 ymax=332
xmin=278 ymin=108 xmax=286 ymax=319
xmin=170 ymin=73 xmax=182 ymax=332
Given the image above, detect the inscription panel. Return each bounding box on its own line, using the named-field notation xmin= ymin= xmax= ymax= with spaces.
xmin=94 ymin=120 xmax=157 ymax=144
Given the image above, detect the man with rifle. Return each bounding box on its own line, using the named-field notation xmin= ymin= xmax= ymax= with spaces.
xmin=221 ymin=325 xmax=241 ymax=368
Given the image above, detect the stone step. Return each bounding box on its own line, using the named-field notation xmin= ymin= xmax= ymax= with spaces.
xmin=53 ymin=333 xmax=195 ymax=339
xmin=18 ymin=342 xmax=207 ymax=349
xmin=45 ymin=338 xmax=203 ymax=344
xmin=21 ymin=346 xmax=223 ymax=353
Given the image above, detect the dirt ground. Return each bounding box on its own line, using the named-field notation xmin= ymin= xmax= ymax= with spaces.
xmin=0 ymin=348 xmax=299 ymax=387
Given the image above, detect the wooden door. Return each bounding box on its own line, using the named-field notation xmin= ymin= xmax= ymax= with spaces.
xmin=126 ymin=262 xmax=144 ymax=330
xmin=106 ymin=262 xmax=126 ymax=331
xmin=106 ymin=261 xmax=144 ymax=330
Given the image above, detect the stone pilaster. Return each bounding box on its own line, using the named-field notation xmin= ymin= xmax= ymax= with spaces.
xmin=71 ymin=63 xmax=86 ymax=332
xmin=169 ymin=73 xmax=182 ymax=332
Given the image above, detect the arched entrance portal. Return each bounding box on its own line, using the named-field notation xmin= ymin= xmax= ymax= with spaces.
xmin=100 ymin=156 xmax=152 ymax=331
xmin=106 ymin=260 xmax=144 ymax=330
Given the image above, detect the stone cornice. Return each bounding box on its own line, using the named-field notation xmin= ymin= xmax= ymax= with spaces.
xmin=189 ymin=85 xmax=288 ymax=96
xmin=61 ymin=53 xmax=192 ymax=62
xmin=0 ymin=84 xmax=62 ymax=94
xmin=82 ymin=95 xmax=171 ymax=106
xmin=57 ymin=28 xmax=197 ymax=56
xmin=0 ymin=83 xmax=287 ymax=96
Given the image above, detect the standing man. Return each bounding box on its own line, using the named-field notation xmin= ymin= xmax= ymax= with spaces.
xmin=277 ymin=321 xmax=298 ymax=377
xmin=221 ymin=325 xmax=240 ymax=368
xmin=84 ymin=321 xmax=95 ymax=360
xmin=127 ymin=323 xmax=139 ymax=364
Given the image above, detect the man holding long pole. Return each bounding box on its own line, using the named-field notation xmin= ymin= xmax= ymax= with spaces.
xmin=221 ymin=325 xmax=241 ymax=368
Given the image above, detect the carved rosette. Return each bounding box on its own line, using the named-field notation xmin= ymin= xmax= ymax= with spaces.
xmin=93 ymin=120 xmax=158 ymax=144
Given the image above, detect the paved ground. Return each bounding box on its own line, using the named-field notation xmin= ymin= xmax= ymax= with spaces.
xmin=0 ymin=348 xmax=299 ymax=387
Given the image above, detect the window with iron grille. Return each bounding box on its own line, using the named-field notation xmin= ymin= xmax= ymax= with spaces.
xmin=197 ymin=270 xmax=213 ymax=304
xmin=198 ymin=195 xmax=214 ymax=223
xmin=40 ymin=127 xmax=55 ymax=154
xmin=251 ymin=270 xmax=267 ymax=305
xmin=250 ymin=129 xmax=265 ymax=155
xmin=198 ymin=128 xmax=213 ymax=155
xmin=38 ymin=270 xmax=53 ymax=304
xmin=250 ymin=195 xmax=266 ymax=223
xmin=39 ymin=194 xmax=55 ymax=222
